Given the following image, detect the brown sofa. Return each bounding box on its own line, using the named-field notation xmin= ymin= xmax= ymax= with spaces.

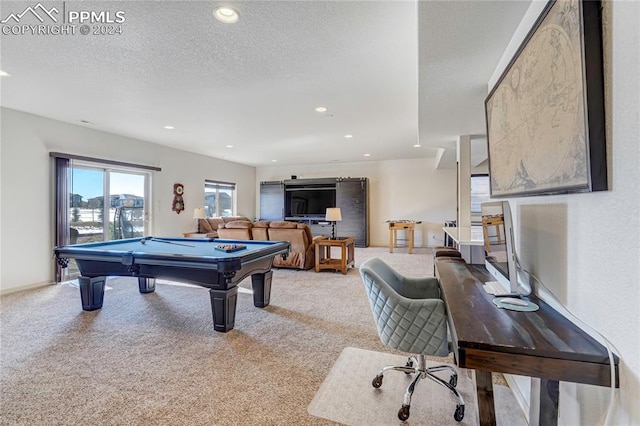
xmin=267 ymin=221 xmax=317 ymax=270
xmin=196 ymin=216 xmax=251 ymax=238
xmin=217 ymin=220 xmax=253 ymax=240
xmin=216 ymin=220 xmax=319 ymax=270
xmin=252 ymin=221 xmax=270 ymax=240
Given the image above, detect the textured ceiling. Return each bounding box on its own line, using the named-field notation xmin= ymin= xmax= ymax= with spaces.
xmin=0 ymin=1 xmax=531 ymax=167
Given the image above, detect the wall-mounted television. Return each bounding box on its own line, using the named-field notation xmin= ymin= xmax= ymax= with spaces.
xmin=285 ymin=187 xmax=336 ymax=218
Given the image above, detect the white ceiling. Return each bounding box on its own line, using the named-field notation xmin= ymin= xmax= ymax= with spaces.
xmin=0 ymin=1 xmax=531 ymax=167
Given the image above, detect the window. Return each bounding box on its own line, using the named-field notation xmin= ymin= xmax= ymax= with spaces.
xmin=205 ymin=180 xmax=236 ymax=217
xmin=471 ymin=174 xmax=490 ymax=225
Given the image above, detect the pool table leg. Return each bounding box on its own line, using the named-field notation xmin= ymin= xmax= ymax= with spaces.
xmin=137 ymin=277 xmax=156 ymax=294
xmin=209 ymin=287 xmax=239 ymax=332
xmin=78 ymin=276 xmax=106 ymax=311
xmin=251 ymin=271 xmax=273 ymax=308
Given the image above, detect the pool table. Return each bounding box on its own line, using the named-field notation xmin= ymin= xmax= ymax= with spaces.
xmin=54 ymin=237 xmax=290 ymax=332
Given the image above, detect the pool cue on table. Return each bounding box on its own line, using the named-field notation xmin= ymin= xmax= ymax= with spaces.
xmin=140 ymin=238 xmax=195 ymax=248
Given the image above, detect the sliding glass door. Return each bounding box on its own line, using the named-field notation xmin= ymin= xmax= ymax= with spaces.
xmin=69 ymin=166 xmax=148 ymax=245
xmin=52 ymin=153 xmax=159 ymax=282
xmin=70 ymin=167 xmax=106 ymax=244
xmin=62 ymin=162 xmax=150 ymax=279
xmin=110 ymin=172 xmax=146 ymax=240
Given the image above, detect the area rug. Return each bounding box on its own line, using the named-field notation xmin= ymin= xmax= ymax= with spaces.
xmin=307 ymin=347 xmax=527 ymax=426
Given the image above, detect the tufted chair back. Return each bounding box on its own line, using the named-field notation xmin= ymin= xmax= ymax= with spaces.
xmin=359 ymin=258 xmax=449 ymax=357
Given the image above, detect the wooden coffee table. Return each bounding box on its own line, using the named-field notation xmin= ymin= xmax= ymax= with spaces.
xmin=315 ymin=237 xmax=355 ymax=275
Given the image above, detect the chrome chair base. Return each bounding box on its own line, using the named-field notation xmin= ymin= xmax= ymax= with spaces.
xmin=371 ymin=354 xmax=465 ymax=422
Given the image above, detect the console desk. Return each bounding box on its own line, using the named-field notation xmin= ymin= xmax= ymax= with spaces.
xmin=435 ymin=258 xmax=619 ymax=426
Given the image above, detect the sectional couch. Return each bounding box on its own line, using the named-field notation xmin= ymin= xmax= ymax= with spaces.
xmin=195 ymin=216 xmax=252 ymax=238
xmin=215 ymin=220 xmax=320 ymax=270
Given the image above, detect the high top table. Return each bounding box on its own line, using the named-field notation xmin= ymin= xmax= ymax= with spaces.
xmin=435 ymin=257 xmax=619 ymax=426
xmin=442 ymin=226 xmax=485 ymax=264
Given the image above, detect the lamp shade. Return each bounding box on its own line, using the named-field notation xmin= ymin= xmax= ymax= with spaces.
xmin=193 ymin=207 xmax=206 ymax=219
xmin=325 ymin=207 xmax=342 ymax=222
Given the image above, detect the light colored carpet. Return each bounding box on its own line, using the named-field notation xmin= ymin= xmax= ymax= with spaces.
xmin=308 ymin=347 xmax=527 ymax=426
xmin=0 ymin=247 xmax=524 ymax=424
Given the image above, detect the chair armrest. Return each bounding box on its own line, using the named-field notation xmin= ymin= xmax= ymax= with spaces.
xmin=398 ymin=276 xmax=440 ymax=299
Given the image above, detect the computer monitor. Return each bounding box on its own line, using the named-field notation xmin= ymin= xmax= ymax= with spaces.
xmin=481 ymin=201 xmax=520 ymax=294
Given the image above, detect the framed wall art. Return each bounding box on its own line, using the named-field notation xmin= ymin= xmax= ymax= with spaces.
xmin=484 ymin=0 xmax=607 ymax=198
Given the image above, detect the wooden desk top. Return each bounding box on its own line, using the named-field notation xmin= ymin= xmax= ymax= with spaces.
xmin=435 ymin=258 xmax=619 ymax=388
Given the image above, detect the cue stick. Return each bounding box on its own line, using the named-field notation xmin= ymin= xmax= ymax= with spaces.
xmin=140 ymin=238 xmax=195 ymax=248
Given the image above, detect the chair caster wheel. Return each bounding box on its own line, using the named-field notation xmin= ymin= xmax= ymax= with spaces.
xmin=372 ymin=375 xmax=383 ymax=388
xmin=449 ymin=374 xmax=458 ymax=387
xmin=454 ymin=404 xmax=465 ymax=421
xmin=398 ymin=405 xmax=410 ymax=421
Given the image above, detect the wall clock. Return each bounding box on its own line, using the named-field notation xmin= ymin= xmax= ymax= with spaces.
xmin=172 ymin=183 xmax=185 ymax=214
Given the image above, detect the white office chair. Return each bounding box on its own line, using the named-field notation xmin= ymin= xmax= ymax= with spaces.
xmin=360 ymin=258 xmax=465 ymax=422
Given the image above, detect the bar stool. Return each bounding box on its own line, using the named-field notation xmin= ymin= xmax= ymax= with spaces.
xmin=433 ymin=246 xmax=462 ymax=274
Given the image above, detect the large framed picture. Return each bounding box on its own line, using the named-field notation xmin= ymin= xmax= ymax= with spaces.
xmin=484 ymin=0 xmax=607 ymax=198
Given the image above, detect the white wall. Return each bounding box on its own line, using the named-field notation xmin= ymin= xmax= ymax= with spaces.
xmin=490 ymin=1 xmax=640 ymax=424
xmin=0 ymin=108 xmax=256 ymax=294
xmin=256 ymin=158 xmax=457 ymax=247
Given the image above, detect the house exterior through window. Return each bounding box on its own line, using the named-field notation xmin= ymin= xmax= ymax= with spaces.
xmin=204 ymin=180 xmax=236 ymax=217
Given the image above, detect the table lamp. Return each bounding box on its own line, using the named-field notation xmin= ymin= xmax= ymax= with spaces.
xmin=193 ymin=207 xmax=206 ymax=232
xmin=325 ymin=207 xmax=342 ymax=239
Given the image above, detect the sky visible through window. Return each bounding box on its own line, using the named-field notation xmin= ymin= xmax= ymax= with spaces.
xmin=72 ymin=169 xmax=144 ymax=198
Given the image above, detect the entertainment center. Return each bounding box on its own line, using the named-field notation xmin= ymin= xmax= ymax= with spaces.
xmin=259 ymin=177 xmax=369 ymax=247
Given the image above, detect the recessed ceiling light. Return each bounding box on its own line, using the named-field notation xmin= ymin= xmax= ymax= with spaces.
xmin=272 ymin=159 xmax=278 ymax=162
xmin=344 ymin=134 xmax=353 ymax=139
xmin=315 ymin=106 xmax=327 ymax=113
xmin=0 ymin=70 xmax=10 ymax=77
xmin=163 ymin=125 xmax=175 ymax=130
xmin=413 ymin=144 xmax=422 ymax=148
xmin=214 ymin=7 xmax=239 ymax=24
xmin=364 ymin=153 xmax=371 ymax=157
xmin=226 ymin=144 xmax=234 ymax=148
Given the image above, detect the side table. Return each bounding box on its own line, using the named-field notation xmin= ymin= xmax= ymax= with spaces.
xmin=315 ymin=237 xmax=355 ymax=275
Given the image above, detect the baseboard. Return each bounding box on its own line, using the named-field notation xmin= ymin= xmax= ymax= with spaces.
xmin=0 ymin=281 xmax=53 ymax=296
